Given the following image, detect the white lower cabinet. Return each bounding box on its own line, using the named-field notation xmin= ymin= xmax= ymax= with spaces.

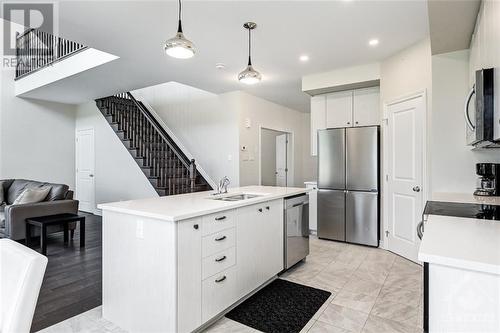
xmin=202 ymin=266 xmax=238 ymax=322
xmin=177 ymin=200 xmax=284 ymax=332
xmin=236 ymin=199 xmax=283 ymax=298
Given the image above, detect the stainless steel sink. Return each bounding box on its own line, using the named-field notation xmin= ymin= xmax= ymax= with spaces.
xmin=211 ymin=193 xmax=264 ymax=201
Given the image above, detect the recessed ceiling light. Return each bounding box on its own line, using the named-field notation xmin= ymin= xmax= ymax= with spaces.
xmin=215 ymin=63 xmax=226 ymax=69
xmin=299 ymin=55 xmax=309 ymax=62
xmin=368 ymin=39 xmax=379 ymax=46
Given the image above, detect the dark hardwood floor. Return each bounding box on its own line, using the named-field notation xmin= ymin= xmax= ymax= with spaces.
xmin=30 ymin=213 xmax=102 ymax=332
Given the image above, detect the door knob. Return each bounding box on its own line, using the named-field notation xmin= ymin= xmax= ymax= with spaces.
xmin=89 ymin=174 xmax=94 ymax=178
xmin=413 ymin=186 xmax=421 ymax=192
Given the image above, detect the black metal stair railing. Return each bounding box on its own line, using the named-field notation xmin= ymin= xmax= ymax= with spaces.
xmin=15 ymin=28 xmax=87 ymax=79
xmin=96 ymin=93 xmax=210 ymax=196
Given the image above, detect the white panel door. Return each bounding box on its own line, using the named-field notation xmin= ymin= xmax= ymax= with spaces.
xmin=76 ymin=128 xmax=95 ymax=213
xmin=387 ymin=95 xmax=425 ymax=263
xmin=276 ymin=134 xmax=288 ymax=187
xmin=310 ymin=95 xmax=326 ymax=156
xmin=353 ymin=87 xmax=380 ymax=127
xmin=326 ymin=91 xmax=353 ymax=128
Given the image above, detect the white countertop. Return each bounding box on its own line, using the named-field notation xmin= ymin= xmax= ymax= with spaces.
xmin=98 ymin=186 xmax=309 ymax=222
xmin=418 ymin=214 xmax=500 ymax=275
xmin=432 ymin=192 xmax=500 ymax=205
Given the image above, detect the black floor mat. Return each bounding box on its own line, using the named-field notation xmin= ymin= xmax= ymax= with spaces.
xmin=225 ymin=279 xmax=331 ymax=333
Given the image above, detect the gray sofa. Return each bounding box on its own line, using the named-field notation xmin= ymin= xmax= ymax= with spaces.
xmin=0 ymin=179 xmax=79 ymax=240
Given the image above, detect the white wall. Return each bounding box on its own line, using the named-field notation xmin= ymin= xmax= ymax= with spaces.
xmin=75 ymin=102 xmax=158 ymax=209
xmin=133 ymin=82 xmax=240 ymax=188
xmin=378 ymin=38 xmax=432 ymax=246
xmin=238 ymin=91 xmax=314 ymax=187
xmin=380 ymin=38 xmax=433 ymax=111
xmin=0 ymin=65 xmax=76 ymax=188
xmin=133 ymin=83 xmax=314 ymax=189
xmin=431 ymin=50 xmax=500 ymax=194
xmin=302 ymin=62 xmax=380 ymax=93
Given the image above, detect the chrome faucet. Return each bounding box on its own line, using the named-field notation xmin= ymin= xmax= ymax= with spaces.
xmin=216 ymin=176 xmax=230 ymax=194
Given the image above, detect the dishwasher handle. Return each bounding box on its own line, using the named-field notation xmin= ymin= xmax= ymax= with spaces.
xmin=292 ymin=201 xmax=309 ymax=208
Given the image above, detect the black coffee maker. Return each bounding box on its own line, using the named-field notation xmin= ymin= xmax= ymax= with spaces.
xmin=474 ymin=163 xmax=500 ymax=196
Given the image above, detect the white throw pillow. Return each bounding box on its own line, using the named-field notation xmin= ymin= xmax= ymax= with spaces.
xmin=13 ymin=187 xmax=51 ymax=205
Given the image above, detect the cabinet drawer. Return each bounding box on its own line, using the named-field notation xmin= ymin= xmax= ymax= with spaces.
xmin=202 ymin=247 xmax=236 ymax=280
xmin=202 ymin=210 xmax=236 ymax=236
xmin=202 ymin=266 xmax=237 ymax=322
xmin=202 ymin=227 xmax=236 ymax=258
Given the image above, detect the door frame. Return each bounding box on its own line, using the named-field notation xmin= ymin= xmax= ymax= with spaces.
xmin=258 ymin=126 xmax=294 ymax=187
xmin=75 ymin=127 xmax=96 ymax=214
xmin=382 ymin=90 xmax=429 ymax=251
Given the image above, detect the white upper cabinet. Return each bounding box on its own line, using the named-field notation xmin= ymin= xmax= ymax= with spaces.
xmin=310 ymin=87 xmax=380 ymax=155
xmin=353 ymin=87 xmax=380 ymax=127
xmin=310 ymin=95 xmax=326 ymax=156
xmin=326 ymin=90 xmax=353 ymax=128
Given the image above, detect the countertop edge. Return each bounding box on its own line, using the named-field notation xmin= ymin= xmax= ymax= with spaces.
xmin=418 ymin=252 xmax=500 ymax=275
xmin=97 ymin=188 xmax=309 ymax=222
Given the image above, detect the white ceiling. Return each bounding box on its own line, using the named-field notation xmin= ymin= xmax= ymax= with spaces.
xmin=427 ymin=0 xmax=480 ymax=55
xmin=25 ymin=0 xmax=430 ymax=112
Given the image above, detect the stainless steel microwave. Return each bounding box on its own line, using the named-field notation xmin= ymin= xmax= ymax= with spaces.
xmin=465 ymin=68 xmax=500 ymax=148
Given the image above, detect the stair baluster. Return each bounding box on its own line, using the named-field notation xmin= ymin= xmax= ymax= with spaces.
xmin=95 ymin=93 xmax=211 ymax=196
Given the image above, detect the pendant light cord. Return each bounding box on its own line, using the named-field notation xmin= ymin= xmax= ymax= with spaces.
xmin=177 ymin=0 xmax=183 ymax=33
xmin=248 ymin=28 xmax=252 ymax=66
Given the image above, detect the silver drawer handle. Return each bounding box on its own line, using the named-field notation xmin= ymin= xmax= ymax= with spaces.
xmin=215 ymin=235 xmax=226 ymax=241
xmin=214 ymin=216 xmax=226 ymax=221
xmin=215 ymin=275 xmax=226 ymax=283
xmin=215 ymin=255 xmax=227 ymax=262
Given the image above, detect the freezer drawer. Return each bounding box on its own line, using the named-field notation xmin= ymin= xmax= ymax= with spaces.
xmin=346 ymin=191 xmax=378 ymax=246
xmin=346 ymin=127 xmax=378 ymax=191
xmin=318 ymin=129 xmax=345 ymax=189
xmin=317 ymin=189 xmax=345 ymax=241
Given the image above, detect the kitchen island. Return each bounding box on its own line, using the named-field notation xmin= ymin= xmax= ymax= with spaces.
xmin=98 ymin=186 xmax=309 ymax=333
xmin=418 ymin=211 xmax=500 ymax=332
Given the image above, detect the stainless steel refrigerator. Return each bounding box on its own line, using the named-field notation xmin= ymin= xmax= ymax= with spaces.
xmin=317 ymin=126 xmax=379 ymax=247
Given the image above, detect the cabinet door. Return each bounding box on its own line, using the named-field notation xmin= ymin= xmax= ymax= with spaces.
xmin=236 ymin=200 xmax=283 ymax=298
xmin=177 ymin=218 xmax=202 ymax=333
xmin=326 ymin=91 xmax=353 ymax=128
xmin=353 ymin=87 xmax=380 ymax=126
xmin=260 ymin=200 xmax=284 ymax=277
xmin=311 ymin=95 xmax=326 ymax=156
xmin=236 ymin=204 xmax=262 ymax=298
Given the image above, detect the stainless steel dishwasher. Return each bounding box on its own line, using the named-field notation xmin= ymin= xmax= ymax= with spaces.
xmin=284 ymin=194 xmax=310 ymax=270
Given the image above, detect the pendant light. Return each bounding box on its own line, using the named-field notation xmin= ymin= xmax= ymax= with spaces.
xmin=164 ymin=0 xmax=195 ymax=59
xmin=238 ymin=22 xmax=262 ymax=84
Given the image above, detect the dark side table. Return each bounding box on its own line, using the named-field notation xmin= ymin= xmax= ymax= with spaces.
xmin=26 ymin=213 xmax=86 ymax=255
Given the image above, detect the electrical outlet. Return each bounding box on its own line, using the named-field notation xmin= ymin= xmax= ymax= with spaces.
xmin=136 ymin=220 xmax=144 ymax=239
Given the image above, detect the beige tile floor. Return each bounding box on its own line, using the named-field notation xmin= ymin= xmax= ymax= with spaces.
xmin=204 ymin=236 xmax=423 ymax=333
xmin=39 ymin=237 xmax=423 ymax=333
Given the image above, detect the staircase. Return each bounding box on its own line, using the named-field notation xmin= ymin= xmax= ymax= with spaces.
xmin=95 ymin=93 xmax=212 ymax=196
